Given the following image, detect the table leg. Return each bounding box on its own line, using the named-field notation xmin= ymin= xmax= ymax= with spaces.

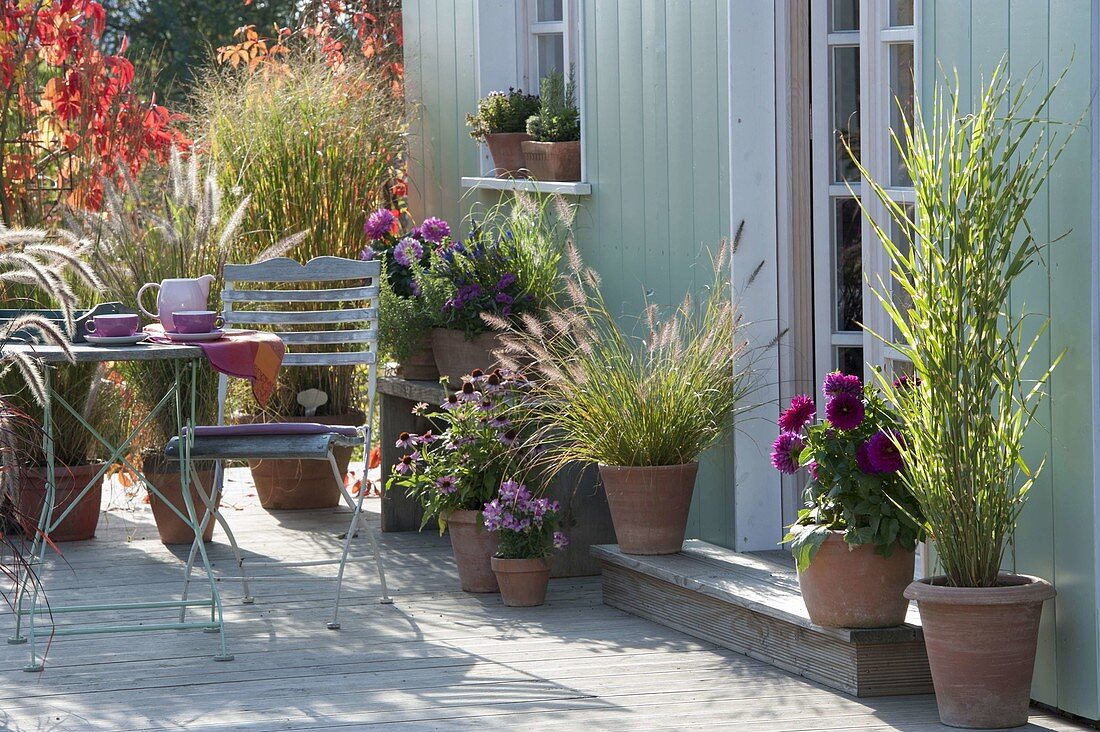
xmin=22 ymin=366 xmax=56 ymax=671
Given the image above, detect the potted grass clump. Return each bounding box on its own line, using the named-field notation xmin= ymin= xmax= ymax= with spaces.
xmin=386 ymin=368 xmax=534 ymax=593
xmin=853 ymin=67 xmax=1070 ymax=729
xmin=773 ymin=372 xmax=924 ymax=628
xmin=483 ymin=480 xmax=568 ymax=607
xmin=488 ymin=231 xmax=754 ymax=555
xmin=522 ymin=70 xmax=581 ymax=182
xmin=467 ymin=88 xmax=540 ymax=178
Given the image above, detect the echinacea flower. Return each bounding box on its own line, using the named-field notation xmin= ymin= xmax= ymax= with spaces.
xmin=778 ymin=394 xmax=816 ymax=433
xmin=419 ymin=217 xmax=451 ymax=243
xmin=435 ymin=475 xmax=458 ymax=494
xmin=489 ymin=414 xmax=510 ymax=429
xmin=477 ymin=399 xmax=494 ymax=412
xmin=458 ymin=382 xmax=481 ymax=402
xmin=395 ymin=431 xmax=417 ymax=449
xmin=419 ymin=429 xmax=437 ymax=444
xmin=770 ymin=432 xmax=803 ymax=474
xmin=823 ymin=371 xmax=862 ymax=397
xmin=553 ymin=531 xmax=569 ymax=550
xmin=442 ymin=393 xmax=461 ymax=411
xmin=364 ymin=208 xmax=395 ymax=240
xmin=825 ymin=392 xmax=865 ymax=430
xmin=394 ymin=454 xmax=415 ymax=475
xmin=393 ymin=237 xmax=424 ymax=267
xmin=500 ymin=429 xmax=518 ymax=446
xmin=867 ymin=430 xmax=904 ymax=473
xmin=856 ymin=441 xmax=878 ymax=474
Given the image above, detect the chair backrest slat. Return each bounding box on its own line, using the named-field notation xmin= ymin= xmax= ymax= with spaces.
xmin=225 ymin=307 xmax=377 ymax=326
xmin=275 ymin=329 xmax=376 ymax=345
xmin=283 ymin=351 xmax=376 ymax=366
xmin=223 ymin=286 xmax=375 ymax=303
xmin=223 ymin=256 xmax=378 ymax=283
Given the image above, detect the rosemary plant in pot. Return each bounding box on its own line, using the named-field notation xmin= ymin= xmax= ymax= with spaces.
xmin=773 ymin=372 xmax=924 ymax=628
xmin=466 ymin=88 xmax=540 ymax=178
xmin=483 ymin=480 xmax=568 ymax=607
xmin=855 ymin=68 xmax=1068 ymax=729
xmin=489 ymin=235 xmax=753 ymax=555
xmin=522 ymin=70 xmax=581 ymax=182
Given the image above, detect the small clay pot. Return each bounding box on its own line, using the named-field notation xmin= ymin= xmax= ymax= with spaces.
xmin=905 ymin=574 xmax=1056 ymax=728
xmin=396 ymin=340 xmax=439 ymax=381
xmin=485 ymin=132 xmax=533 ymax=178
xmin=521 ymin=140 xmax=581 ymax=182
xmin=796 ymin=531 xmax=915 ymax=628
xmin=16 ymin=463 xmax=103 ymax=542
xmin=430 ymin=329 xmax=502 ymax=385
xmin=144 ymin=459 xmax=219 ymax=545
xmin=492 ymin=556 xmax=552 ymax=607
xmin=446 ymin=509 xmax=499 ymax=593
xmin=598 ymin=463 xmax=698 ymax=555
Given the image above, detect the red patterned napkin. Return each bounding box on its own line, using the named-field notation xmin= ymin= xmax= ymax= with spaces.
xmin=145 ymin=325 xmax=285 ymax=405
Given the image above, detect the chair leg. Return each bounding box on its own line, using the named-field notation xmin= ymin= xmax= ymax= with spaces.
xmin=195 ymin=469 xmax=253 ymax=604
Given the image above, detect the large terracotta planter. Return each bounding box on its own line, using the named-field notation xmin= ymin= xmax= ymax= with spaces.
xmin=797 ymin=531 xmax=915 ymax=628
xmin=521 ymin=140 xmax=581 ymax=182
xmin=16 ymin=463 xmax=103 ymax=542
xmin=396 ymin=339 xmax=439 ymax=381
xmin=247 ymin=412 xmax=363 ymax=510
xmin=905 ymin=574 xmax=1055 ymax=728
xmin=144 ymin=457 xmax=219 ymax=545
xmin=430 ymin=328 xmax=502 ymax=384
xmin=598 ymin=462 xmax=698 ymax=555
xmin=446 ymin=509 xmax=499 ymax=593
xmin=485 ymin=132 xmax=532 ymax=178
xmin=492 ymin=556 xmax=552 ymax=607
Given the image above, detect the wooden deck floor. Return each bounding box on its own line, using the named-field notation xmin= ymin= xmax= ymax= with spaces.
xmin=1 ymin=468 xmax=1089 ymax=731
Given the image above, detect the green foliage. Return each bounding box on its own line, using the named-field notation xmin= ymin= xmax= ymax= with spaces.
xmin=853 ymin=65 xmax=1074 ymax=587
xmin=378 ymin=266 xmax=434 ymax=364
xmin=488 ymin=226 xmax=755 ymax=472
xmin=466 ymin=88 xmax=540 ymax=142
xmin=525 ymin=69 xmax=579 ymax=143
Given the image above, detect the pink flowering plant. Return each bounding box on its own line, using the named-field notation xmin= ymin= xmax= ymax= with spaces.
xmin=385 ymin=368 xmax=537 ymax=533
xmin=361 ymin=208 xmax=451 ymax=298
xmin=483 ymin=480 xmax=569 ymax=560
xmin=773 ymin=371 xmax=925 ymax=571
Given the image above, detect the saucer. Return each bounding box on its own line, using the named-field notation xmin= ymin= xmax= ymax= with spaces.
xmin=164 ymin=328 xmax=226 ymax=343
xmin=85 ymin=333 xmax=149 ymax=346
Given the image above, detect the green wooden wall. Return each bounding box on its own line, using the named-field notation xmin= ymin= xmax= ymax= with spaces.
xmin=403 ymin=0 xmax=737 ymax=547
xmin=923 ymin=0 xmax=1097 ymax=718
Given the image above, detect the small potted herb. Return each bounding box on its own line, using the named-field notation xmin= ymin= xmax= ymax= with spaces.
xmin=522 ymin=69 xmax=581 ymax=182
xmin=466 ymin=88 xmax=540 ymax=178
xmin=773 ymin=372 xmax=924 ymax=628
xmin=484 ymin=480 xmax=568 ymax=607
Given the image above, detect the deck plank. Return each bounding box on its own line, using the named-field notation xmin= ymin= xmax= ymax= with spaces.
xmin=0 ymin=468 xmax=1088 ymax=731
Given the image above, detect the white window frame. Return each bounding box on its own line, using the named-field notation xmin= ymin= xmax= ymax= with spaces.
xmin=524 ymin=0 xmax=574 ymax=90
xmin=809 ymin=0 xmax=919 ymax=387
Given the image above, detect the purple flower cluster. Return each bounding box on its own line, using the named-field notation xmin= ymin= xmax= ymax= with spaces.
xmin=483 ymin=480 xmax=561 ymax=536
xmin=770 ymin=432 xmax=804 ymax=475
xmin=394 ymin=237 xmax=424 ymax=267
xmin=445 ymin=283 xmax=484 ymax=312
xmin=364 ymin=209 xmax=395 ymax=240
xmin=418 ymin=217 xmax=451 ymax=244
xmin=864 ymin=430 xmax=903 ymax=473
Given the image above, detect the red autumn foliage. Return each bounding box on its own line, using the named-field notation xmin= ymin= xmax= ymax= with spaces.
xmin=0 ymin=0 xmax=190 ymax=224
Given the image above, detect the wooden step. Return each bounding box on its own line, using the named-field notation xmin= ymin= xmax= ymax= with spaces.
xmin=592 ymin=540 xmax=933 ymax=698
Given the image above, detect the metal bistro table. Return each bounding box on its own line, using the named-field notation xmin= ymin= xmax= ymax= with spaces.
xmin=4 ymin=341 xmax=233 ymax=671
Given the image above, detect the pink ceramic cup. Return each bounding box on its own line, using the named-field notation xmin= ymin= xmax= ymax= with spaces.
xmin=85 ymin=314 xmax=140 ymax=338
xmin=172 ymin=310 xmax=222 ymax=334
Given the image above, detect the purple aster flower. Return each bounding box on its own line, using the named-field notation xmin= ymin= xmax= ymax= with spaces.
xmin=496 ymin=273 xmax=517 ymax=290
xmin=395 ymin=431 xmax=417 ymax=449
xmin=778 ymin=394 xmax=816 ymax=433
xmin=419 ymin=217 xmax=451 ymax=243
xmin=825 ymin=392 xmax=865 ymax=431
xmin=856 ymin=441 xmax=878 ymax=474
xmin=553 ymin=531 xmax=569 ymax=550
xmin=495 ymin=292 xmax=513 ymax=306
xmin=770 ymin=432 xmax=803 ymax=474
xmin=364 ymin=208 xmax=395 ymax=240
xmin=435 ymin=475 xmax=458 ymax=495
xmin=823 ymin=371 xmax=862 ymax=397
xmin=393 ymin=237 xmax=424 ymax=267
xmin=359 ymin=246 xmax=376 ymax=261
xmin=868 ymin=430 xmax=904 ymax=473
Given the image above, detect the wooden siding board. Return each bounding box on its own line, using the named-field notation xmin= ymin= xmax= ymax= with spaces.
xmin=403 ymin=0 xmax=425 ymax=222
xmin=615 ymin=1 xmax=648 ymax=319
xmin=455 ymin=5 xmax=480 ymax=187
xmin=641 ymin=0 xmax=671 ymax=309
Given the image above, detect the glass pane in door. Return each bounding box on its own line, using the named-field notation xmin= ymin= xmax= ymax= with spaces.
xmin=889 ymin=43 xmax=915 ymax=185
xmin=536 ymin=0 xmax=564 ymax=22
xmin=837 ymin=346 xmax=865 ymax=377
xmin=889 ymin=0 xmax=915 ymax=27
xmin=830 ymin=0 xmax=859 ymax=31
xmin=832 ymin=46 xmax=861 ymax=182
xmin=834 ymin=197 xmax=863 ymax=331
xmin=537 ymin=34 xmax=564 ymax=79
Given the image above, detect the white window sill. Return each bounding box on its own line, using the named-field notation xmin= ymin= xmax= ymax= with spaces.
xmin=460 ymin=177 xmax=592 ymax=196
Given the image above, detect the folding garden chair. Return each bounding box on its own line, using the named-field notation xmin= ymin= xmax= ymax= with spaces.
xmin=167 ymin=255 xmax=391 ymax=630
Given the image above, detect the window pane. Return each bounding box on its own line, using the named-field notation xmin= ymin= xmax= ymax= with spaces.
xmin=837 ymin=347 xmax=864 ymax=377
xmin=537 ymin=34 xmax=564 ymax=79
xmin=889 ymin=0 xmax=915 ymax=27
xmin=832 ymin=46 xmax=861 ymax=182
xmin=537 ymin=0 xmax=564 ymax=22
xmin=835 ymin=197 xmax=863 ymax=332
xmin=829 ymin=0 xmax=859 ymax=31
xmin=889 ymin=43 xmax=915 ymax=186
xmin=891 ymin=204 xmax=915 ymax=342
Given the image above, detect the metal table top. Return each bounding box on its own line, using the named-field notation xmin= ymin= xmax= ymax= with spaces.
xmin=1 ymin=341 xmax=204 ymax=364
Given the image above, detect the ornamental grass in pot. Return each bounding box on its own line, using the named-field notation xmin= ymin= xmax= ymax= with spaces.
xmin=386 ymin=369 xmax=535 ymax=593
xmin=852 ymin=66 xmax=1070 ymax=729
xmin=773 ymin=372 xmax=924 ymax=628
xmin=483 ymin=480 xmax=568 ymax=607
xmin=467 ymin=88 xmax=540 ymax=178
xmin=489 ymin=232 xmax=755 ymax=555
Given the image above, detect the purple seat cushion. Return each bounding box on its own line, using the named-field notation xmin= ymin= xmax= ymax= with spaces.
xmin=190 ymin=423 xmax=361 ymax=438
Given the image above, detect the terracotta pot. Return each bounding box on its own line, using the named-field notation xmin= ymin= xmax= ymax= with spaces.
xmin=485 ymin=132 xmax=532 ymax=178
xmin=446 ymin=509 xmax=499 ymax=593
xmin=598 ymin=463 xmax=698 ymax=555
xmin=521 ymin=140 xmax=581 ymax=182
xmin=16 ymin=463 xmax=103 ymax=542
xmin=429 ymin=328 xmax=502 ymax=384
xmin=144 ymin=458 xmax=219 ymax=545
xmin=905 ymin=574 xmax=1055 ymax=728
xmin=246 ymin=412 xmax=363 ymax=510
xmin=797 ymin=531 xmax=915 ymax=628
xmin=396 ymin=341 xmax=439 ymax=381
xmin=492 ymin=556 xmax=552 ymax=607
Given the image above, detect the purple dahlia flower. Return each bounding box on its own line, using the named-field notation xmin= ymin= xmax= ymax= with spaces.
xmin=393 ymin=237 xmax=424 ymax=267
xmin=825 ymin=392 xmax=865 ymax=431
xmin=419 ymin=217 xmax=451 ymax=243
xmin=778 ymin=394 xmax=816 ymax=433
xmin=856 ymin=441 xmax=878 ymax=474
xmin=770 ymin=432 xmax=804 ymax=474
xmin=823 ymin=371 xmax=862 ymax=397
xmin=867 ymin=430 xmax=904 ymax=473
xmin=359 ymin=245 xmax=376 ymax=261
xmin=364 ymin=209 xmax=395 ymax=240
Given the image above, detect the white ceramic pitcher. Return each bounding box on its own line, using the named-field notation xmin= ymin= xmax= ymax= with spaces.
xmin=137 ymin=275 xmax=215 ymax=332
